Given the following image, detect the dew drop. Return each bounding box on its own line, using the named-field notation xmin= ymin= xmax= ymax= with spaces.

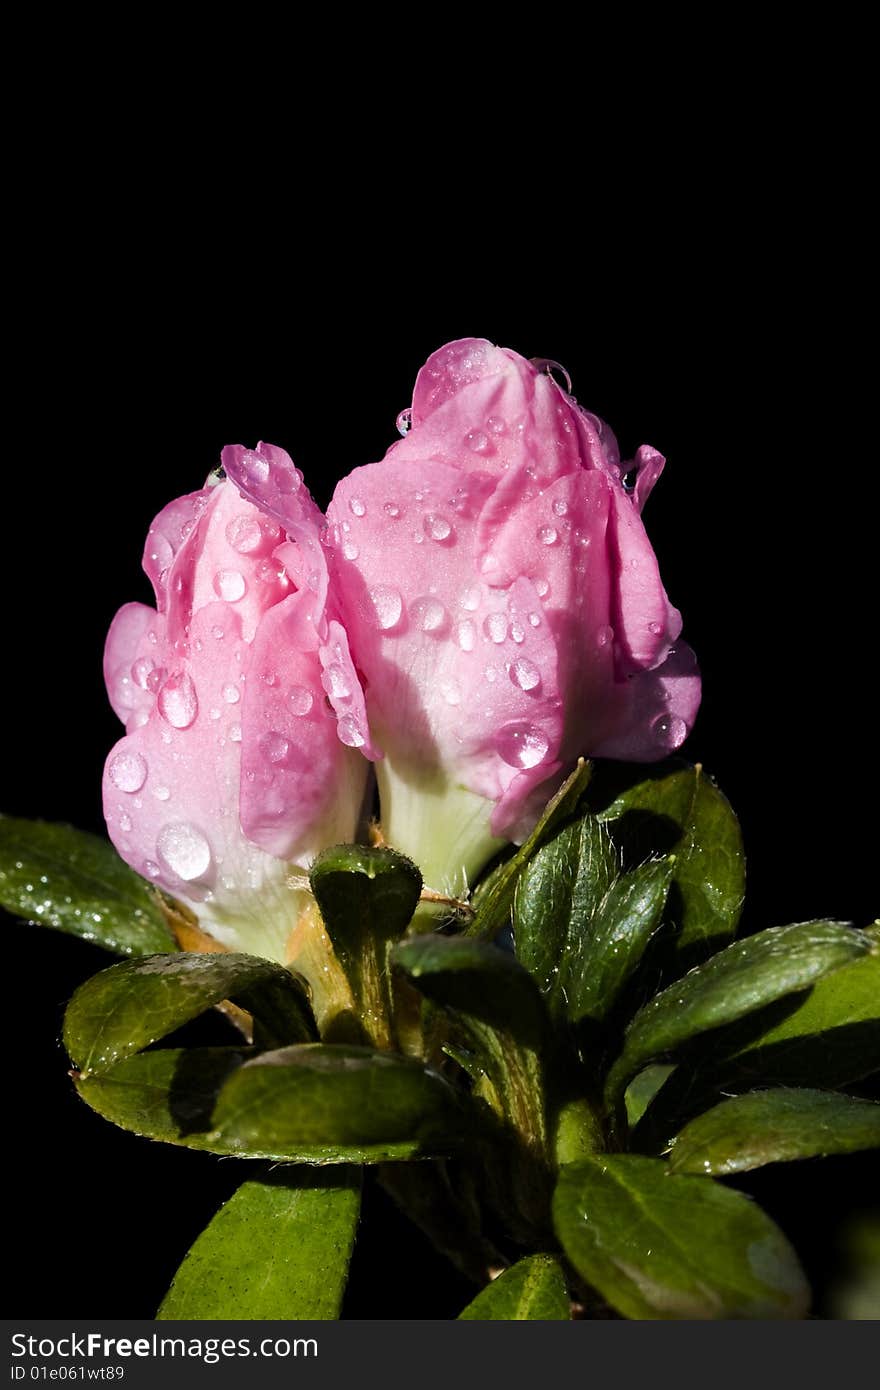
xmin=396 ymin=408 xmax=412 ymax=436
xmin=383 ymin=501 xmax=402 ymax=519
xmin=465 ymin=429 xmax=490 ymax=454
xmin=368 ymin=585 xmax=403 ymax=631
xmin=131 ymin=656 xmax=156 ymax=690
xmin=349 ymin=497 xmax=366 ymax=518
xmin=534 ymin=578 xmax=550 ymax=598
xmin=226 ymin=515 xmax=263 ymax=553
xmin=145 ymin=666 xmax=165 ymax=693
xmin=496 ymin=722 xmax=550 ymax=769
xmin=652 ymin=714 xmax=687 ymax=746
xmin=510 ymin=621 xmax=525 ymax=644
xmin=156 ymin=823 xmax=212 ymax=881
xmin=158 ymin=673 xmax=198 ymax=729
xmin=484 ymin=612 xmax=508 ymax=644
xmin=323 ymin=664 xmax=351 ymax=699
xmin=596 ymin=625 xmax=613 ymax=648
xmin=342 ymin=539 xmax=360 ymax=560
xmin=484 ymin=665 xmax=500 ymax=684
xmin=480 ymin=552 xmax=500 ymax=575
xmin=108 ymin=750 xmax=145 ymax=795
xmin=261 ymin=731 xmax=290 ymax=763
xmin=537 ymin=525 xmax=558 ymax=546
xmin=213 ymin=570 xmax=247 ymax=602
xmin=209 ymin=707 xmax=222 ymax=720
xmin=424 ymin=513 xmax=453 ymax=542
xmin=144 ymin=860 xmax=161 ymax=879
xmin=552 ymin=498 xmax=568 ymax=516
xmin=528 ymin=611 xmax=541 ymax=627
xmin=289 ymin=686 xmax=314 ymax=716
xmin=153 ymin=785 xmax=171 ymax=801
xmin=221 ymin=683 xmax=240 ymax=704
xmin=119 ymin=813 xmax=132 ymax=832
xmin=412 ymin=597 xmax=448 ymax=634
xmin=510 ymin=658 xmax=541 ymax=691
xmin=648 ymin=621 xmax=663 ymax=635
xmin=456 ymin=619 xmax=476 ymax=652
xmin=212 ymin=625 xmax=225 ymax=640
xmin=486 ymin=415 xmax=507 ymax=435
xmin=337 ymin=715 xmax=365 ymax=748
xmin=229 ymin=723 xmax=242 ymax=743
xmin=441 ymin=679 xmax=461 ymax=706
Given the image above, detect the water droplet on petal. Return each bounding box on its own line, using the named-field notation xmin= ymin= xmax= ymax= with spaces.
xmin=342 ymin=540 xmax=360 ymax=560
xmin=486 ymin=415 xmax=507 ymax=435
xmin=552 ymin=498 xmax=568 ymax=516
xmin=109 ymin=750 xmax=147 ymax=793
xmin=456 ymin=619 xmax=476 ymax=651
xmin=383 ymin=501 xmax=402 ymax=519
xmin=119 ymin=813 xmax=132 ymax=832
xmin=158 ymin=673 xmax=198 ymax=729
xmin=480 ymin=552 xmax=500 ymax=575
xmin=289 ymin=686 xmax=314 ymax=716
xmin=510 ymin=621 xmax=525 ymax=644
xmin=368 ymin=585 xmax=403 ymax=630
xmin=337 ymin=715 xmax=365 ymax=747
xmin=441 ymin=679 xmax=461 ymax=705
xmin=261 ymin=731 xmax=290 ymax=763
xmin=596 ymin=625 xmax=613 ymax=648
xmin=323 ymin=664 xmax=351 ymax=699
xmin=213 ymin=570 xmax=247 ymax=602
xmin=131 ymin=656 xmax=156 ymax=690
xmin=510 ymin=657 xmax=541 ymax=691
xmin=484 ymin=665 xmax=500 ymax=684
xmin=145 ymin=666 xmax=165 ymax=693
xmin=153 ymin=785 xmax=171 ymax=801
xmin=222 ymin=683 xmax=240 ymax=704
xmin=396 ymin=408 xmax=412 ymax=436
xmin=156 ymin=823 xmax=212 ymax=881
xmin=534 ymin=578 xmax=550 ymax=598
xmin=537 ymin=525 xmax=558 ymax=546
xmin=209 ymin=707 xmax=222 ymax=720
xmin=462 ymin=585 xmax=481 ymax=611
xmin=652 ymin=713 xmax=687 ymax=747
xmin=648 ymin=621 xmax=663 ymax=635
xmin=484 ymin=612 xmax=508 ymax=644
xmin=412 ymin=597 xmax=448 ymax=634
xmin=226 ymin=515 xmax=263 ymax=553
xmin=144 ymin=860 xmax=161 ymax=879
xmin=530 ymin=357 xmax=573 ymax=393
xmin=528 ymin=612 xmax=541 ymax=627
xmin=497 ymin=722 xmax=550 ymax=769
xmin=424 ymin=513 xmax=453 ymax=542
xmin=212 ymin=625 xmax=225 ymax=640
xmin=229 ymin=723 xmax=242 ymax=742
xmin=349 ymin=497 xmax=366 ymax=517
xmin=465 ymin=429 xmax=491 ymax=454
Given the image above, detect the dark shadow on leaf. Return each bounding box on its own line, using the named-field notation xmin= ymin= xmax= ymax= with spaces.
xmin=169 ymin=1048 xmax=249 ymax=1137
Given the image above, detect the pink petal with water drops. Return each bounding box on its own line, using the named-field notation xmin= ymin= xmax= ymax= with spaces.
xmin=103 ymin=602 xmax=166 ymax=730
xmin=591 ymin=642 xmax=702 ymax=760
xmin=606 ymin=481 xmax=682 ymax=673
xmin=318 ymin=619 xmax=379 ymax=760
xmin=142 ymin=489 xmax=212 ymax=611
xmin=631 ymin=444 xmax=666 ymax=513
xmin=238 ymin=593 xmax=354 ymax=857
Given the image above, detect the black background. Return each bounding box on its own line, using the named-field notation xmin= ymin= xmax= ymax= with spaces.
xmin=3 ymin=218 xmax=876 ymax=1317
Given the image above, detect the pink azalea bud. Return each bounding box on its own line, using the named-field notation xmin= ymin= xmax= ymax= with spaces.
xmin=103 ymin=443 xmax=372 ymax=963
xmin=328 ymin=339 xmax=701 ymax=895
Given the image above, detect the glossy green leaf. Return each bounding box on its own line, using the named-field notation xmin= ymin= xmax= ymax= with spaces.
xmin=0 ymin=815 xmax=175 ymax=956
xmin=64 ymin=953 xmax=314 ymax=1075
xmin=553 ymin=1155 xmax=809 ymax=1320
xmin=207 ymin=1043 xmax=469 ymax=1162
xmin=392 ymin=934 xmax=546 ymax=1047
xmin=605 ymin=921 xmax=875 ymax=1107
xmin=719 ymin=948 xmax=880 ymax=1087
xmin=668 ymin=1089 xmax=880 ymax=1175
xmin=74 ymin=1047 xmax=249 ymax=1150
xmin=467 ymin=761 xmax=592 ymax=941
xmin=459 ymin=1255 xmax=570 ymax=1320
xmin=625 ymin=1065 xmax=676 ymax=1129
xmin=157 ymin=1168 xmax=361 ymax=1319
xmin=590 ymin=762 xmax=745 ymax=965
xmin=515 ymin=813 xmax=671 ymax=1023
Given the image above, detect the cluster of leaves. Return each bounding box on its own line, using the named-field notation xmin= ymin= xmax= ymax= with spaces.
xmin=1 ymin=760 xmax=878 ymax=1320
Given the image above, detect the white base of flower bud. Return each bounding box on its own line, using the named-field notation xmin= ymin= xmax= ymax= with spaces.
xmin=376 ymin=756 xmax=505 ymax=901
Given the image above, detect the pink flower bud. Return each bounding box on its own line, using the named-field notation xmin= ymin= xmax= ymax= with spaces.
xmin=103 ymin=443 xmax=371 ymax=962
xmin=328 ymin=339 xmax=700 ymax=894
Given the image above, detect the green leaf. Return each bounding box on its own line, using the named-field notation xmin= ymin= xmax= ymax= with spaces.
xmin=590 ymin=762 xmax=745 ymax=966
xmin=0 ymin=815 xmax=175 ymax=956
xmin=392 ymin=934 xmax=546 ymax=1048
xmin=207 ymin=1043 xmax=469 ymax=1162
xmin=309 ymin=844 xmax=422 ymax=1047
xmin=74 ymin=1047 xmax=250 ymax=1150
xmin=625 ymin=1064 xmax=676 ymax=1129
xmin=467 ymin=760 xmax=592 ymax=942
xmin=157 ymin=1168 xmax=361 ymax=1319
xmin=667 ymin=1089 xmax=880 ymax=1175
xmin=64 ymin=953 xmax=314 ymax=1076
xmin=719 ymin=948 xmax=880 ymax=1088
xmin=605 ymin=921 xmax=875 ymax=1109
xmin=514 ymin=813 xmax=671 ymax=1024
xmin=459 ymin=1255 xmax=570 ymax=1320
xmin=553 ymin=1155 xmax=809 ymax=1320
